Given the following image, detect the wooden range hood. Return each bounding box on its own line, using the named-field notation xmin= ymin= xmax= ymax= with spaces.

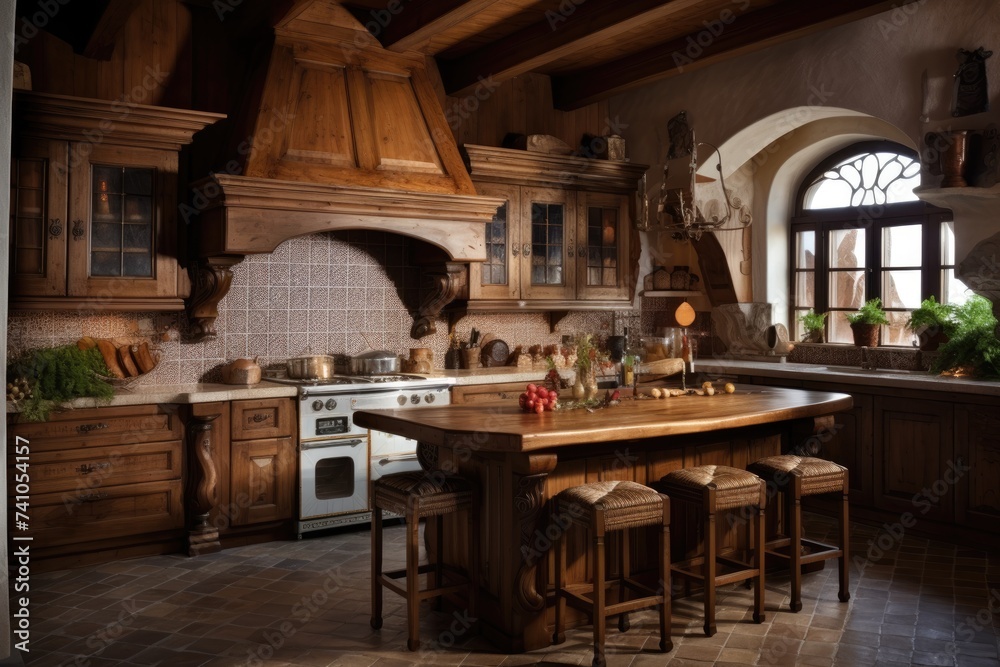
xmin=188 ymin=1 xmax=503 ymax=339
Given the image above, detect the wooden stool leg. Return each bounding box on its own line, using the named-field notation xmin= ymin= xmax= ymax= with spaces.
xmin=468 ymin=494 xmax=481 ymax=626
xmin=433 ymin=514 xmax=445 ymax=611
xmin=754 ymin=503 xmax=766 ymax=623
xmin=406 ymin=503 xmax=421 ymax=652
xmin=659 ymin=513 xmax=673 ymax=653
xmin=839 ymin=490 xmax=851 ymax=602
xmin=370 ymin=505 xmax=383 ymax=630
xmin=787 ymin=480 xmax=803 ymax=613
xmin=618 ymin=529 xmax=630 ymax=632
xmin=703 ymin=506 xmax=717 ymax=637
xmin=592 ymin=518 xmax=607 ymax=667
xmin=553 ymin=512 xmax=567 ymax=645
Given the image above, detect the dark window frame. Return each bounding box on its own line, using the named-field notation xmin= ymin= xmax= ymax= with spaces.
xmin=789 ymin=141 xmax=952 ymax=343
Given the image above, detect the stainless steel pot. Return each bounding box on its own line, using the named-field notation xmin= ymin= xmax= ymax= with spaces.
xmin=350 ymin=350 xmax=400 ymax=375
xmin=286 ymin=353 xmax=336 ymax=379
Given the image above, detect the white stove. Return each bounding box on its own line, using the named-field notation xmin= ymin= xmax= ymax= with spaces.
xmin=265 ymin=370 xmax=455 ymax=535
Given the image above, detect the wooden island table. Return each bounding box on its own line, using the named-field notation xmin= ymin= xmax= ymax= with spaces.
xmin=354 ymin=384 xmax=852 ymax=652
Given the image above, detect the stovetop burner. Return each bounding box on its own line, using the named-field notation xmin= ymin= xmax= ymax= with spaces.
xmin=263 ymin=369 xmax=450 ymax=395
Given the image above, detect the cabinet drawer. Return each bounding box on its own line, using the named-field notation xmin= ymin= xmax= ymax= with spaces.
xmin=8 ymin=405 xmax=183 ymax=451
xmin=10 ymin=441 xmax=182 ymax=496
xmin=19 ymin=479 xmax=183 ymax=548
xmin=231 ymin=398 xmax=293 ymax=440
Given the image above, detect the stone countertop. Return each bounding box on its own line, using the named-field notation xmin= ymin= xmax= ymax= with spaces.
xmin=6 ymin=381 xmax=299 ymax=413
xmin=693 ymin=359 xmax=1000 ymax=396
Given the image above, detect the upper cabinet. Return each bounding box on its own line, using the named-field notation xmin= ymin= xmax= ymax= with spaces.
xmin=464 ymin=145 xmax=647 ymax=312
xmin=9 ymin=92 xmax=224 ymax=311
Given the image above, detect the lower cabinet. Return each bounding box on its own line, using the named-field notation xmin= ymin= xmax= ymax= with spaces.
xmin=954 ymin=406 xmax=1000 ymax=529
xmin=873 ymin=397 xmax=954 ymax=522
xmin=230 ymin=436 xmax=295 ymax=526
xmin=7 ymin=404 xmax=186 ymax=570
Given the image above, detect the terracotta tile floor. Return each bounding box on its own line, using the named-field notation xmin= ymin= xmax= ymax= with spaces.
xmin=21 ymin=514 xmax=1000 ymax=666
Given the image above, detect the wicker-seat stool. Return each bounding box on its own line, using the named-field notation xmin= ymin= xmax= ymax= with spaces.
xmin=654 ymin=465 xmax=766 ymax=637
xmin=551 ymin=480 xmax=672 ymax=667
xmin=747 ymin=455 xmax=850 ymax=611
xmin=370 ymin=471 xmax=479 ymax=651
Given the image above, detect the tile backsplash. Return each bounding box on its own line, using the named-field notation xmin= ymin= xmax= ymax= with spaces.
xmin=7 ymin=231 xmax=636 ymax=386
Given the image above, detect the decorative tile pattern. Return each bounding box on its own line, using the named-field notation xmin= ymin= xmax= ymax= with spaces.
xmin=8 ymin=232 xmax=661 ymax=385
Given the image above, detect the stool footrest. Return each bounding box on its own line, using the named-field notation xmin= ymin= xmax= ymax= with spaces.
xmin=558 ymin=581 xmax=665 ymax=618
xmin=380 ymin=565 xmax=473 ymax=601
xmin=671 ymin=556 xmax=760 ymax=587
xmin=764 ymin=538 xmax=842 ymax=564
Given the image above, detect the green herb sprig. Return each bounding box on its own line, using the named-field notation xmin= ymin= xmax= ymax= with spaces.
xmin=8 ymin=345 xmax=115 ymax=421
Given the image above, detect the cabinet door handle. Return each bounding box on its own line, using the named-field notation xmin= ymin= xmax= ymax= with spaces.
xmin=77 ymin=422 xmax=109 ymax=434
xmin=522 ymin=244 xmax=531 ymax=257
xmin=78 ymin=491 xmax=109 ymax=502
xmin=511 ymin=246 xmax=519 ymax=257
xmin=48 ymin=218 xmax=63 ymax=238
xmin=77 ymin=462 xmax=112 ymax=475
xmin=72 ymin=219 xmax=86 ymax=240
xmin=251 ymin=413 xmax=270 ymax=423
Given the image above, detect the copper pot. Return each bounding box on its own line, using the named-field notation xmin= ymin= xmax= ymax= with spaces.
xmin=286 ymin=353 xmax=336 ymax=379
xmin=350 ymin=350 xmax=400 ymax=375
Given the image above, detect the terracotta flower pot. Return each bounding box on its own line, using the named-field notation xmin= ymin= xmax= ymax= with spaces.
xmin=850 ymin=322 xmax=880 ymax=347
xmin=916 ymin=327 xmax=949 ymax=352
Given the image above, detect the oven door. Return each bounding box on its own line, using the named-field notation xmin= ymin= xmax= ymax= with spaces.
xmin=299 ymin=437 xmax=369 ymax=519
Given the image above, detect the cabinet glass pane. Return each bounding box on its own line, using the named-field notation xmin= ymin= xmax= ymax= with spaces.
xmin=587 ymin=206 xmax=618 ymax=287
xmin=829 ymin=228 xmax=865 ymax=269
xmin=530 ymin=202 xmax=564 ymax=285
xmin=11 ymin=158 xmax=47 ymax=277
xmin=482 ymin=201 xmax=508 ymax=286
xmin=90 ymin=165 xmax=155 ymax=278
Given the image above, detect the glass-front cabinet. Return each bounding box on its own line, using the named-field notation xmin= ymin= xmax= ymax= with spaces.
xmin=9 ymin=91 xmax=222 ymax=310
xmin=464 ymin=145 xmax=647 ymax=310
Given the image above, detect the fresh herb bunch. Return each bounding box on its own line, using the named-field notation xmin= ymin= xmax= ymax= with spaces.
xmin=846 ymin=298 xmax=890 ymax=326
xmin=931 ymin=295 xmax=1000 ymax=379
xmin=798 ymin=309 xmax=827 ymax=332
xmin=906 ymin=296 xmax=956 ymax=332
xmin=7 ymin=344 xmax=115 ymax=421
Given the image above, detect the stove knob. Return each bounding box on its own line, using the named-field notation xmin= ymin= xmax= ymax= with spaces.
xmin=397 ymin=395 xmax=407 ymax=406
xmin=311 ymin=399 xmax=324 ymax=412
xmin=325 ymin=398 xmax=337 ymax=411
xmin=410 ymin=394 xmax=420 ymax=405
xmin=424 ymin=393 xmax=435 ymax=404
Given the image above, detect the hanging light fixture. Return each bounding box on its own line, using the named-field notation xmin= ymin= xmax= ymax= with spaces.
xmin=635 ymin=118 xmax=752 ymax=241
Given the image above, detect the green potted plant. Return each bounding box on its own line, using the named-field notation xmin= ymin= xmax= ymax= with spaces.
xmin=798 ymin=309 xmax=827 ymax=343
xmin=931 ymin=295 xmax=1000 ymax=378
xmin=846 ymin=298 xmax=889 ymax=347
xmin=906 ymin=296 xmax=955 ymax=351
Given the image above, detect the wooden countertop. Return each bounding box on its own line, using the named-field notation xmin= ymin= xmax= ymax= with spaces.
xmin=353 ymin=385 xmax=853 ymax=452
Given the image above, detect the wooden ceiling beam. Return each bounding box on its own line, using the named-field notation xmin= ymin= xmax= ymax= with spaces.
xmin=82 ymin=0 xmax=143 ymax=60
xmin=351 ymin=0 xmax=498 ymax=53
xmin=438 ymin=0 xmax=705 ymax=96
xmin=552 ymin=0 xmax=904 ymax=110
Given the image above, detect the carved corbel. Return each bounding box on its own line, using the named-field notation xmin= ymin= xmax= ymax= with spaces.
xmin=186 ymin=255 xmax=243 ymax=340
xmin=511 ymin=454 xmax=558 ymax=615
xmin=411 ymin=261 xmax=466 ymax=339
xmin=185 ymin=411 xmax=221 ymax=556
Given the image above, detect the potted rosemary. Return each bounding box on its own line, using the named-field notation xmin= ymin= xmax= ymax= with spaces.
xmin=798 ymin=309 xmax=827 ymax=343
xmin=846 ymin=298 xmax=889 ymax=347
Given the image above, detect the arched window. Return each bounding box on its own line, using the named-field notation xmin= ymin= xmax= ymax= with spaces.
xmin=790 ymin=141 xmax=967 ymax=345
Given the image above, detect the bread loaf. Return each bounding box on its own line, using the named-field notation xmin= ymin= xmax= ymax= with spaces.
xmin=133 ymin=342 xmax=157 ymax=374
xmin=117 ymin=345 xmax=140 ymax=377
xmin=96 ymin=339 xmax=125 ymax=378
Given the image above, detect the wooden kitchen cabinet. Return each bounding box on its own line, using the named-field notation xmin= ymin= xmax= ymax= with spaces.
xmin=873 ymin=396 xmax=954 ymax=522
xmin=10 ymin=92 xmax=223 ymax=310
xmin=802 ymin=386 xmax=874 ymax=506
xmin=954 ymin=405 xmax=1000 ymax=529
xmin=7 ymin=404 xmax=186 ymax=570
xmin=462 ymin=145 xmax=647 ymax=314
xmin=228 ymin=398 xmax=296 ymax=528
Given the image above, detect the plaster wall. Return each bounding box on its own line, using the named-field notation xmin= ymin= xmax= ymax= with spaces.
xmin=612 ymin=0 xmax=1000 ymax=317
